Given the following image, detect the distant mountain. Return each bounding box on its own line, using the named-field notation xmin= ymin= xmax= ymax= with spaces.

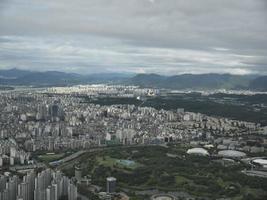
xmin=127 ymin=73 xmax=256 ymax=90
xmin=14 ymin=71 xmax=82 ymax=85
xmin=128 ymin=74 xmax=167 ymax=87
xmin=0 ymin=68 xmax=32 ymax=79
xmin=249 ymin=76 xmax=267 ymax=91
xmin=0 ymin=68 xmax=266 ymax=91
xmin=0 ymin=68 xmax=133 ymax=86
xmin=82 ymin=73 xmax=134 ymax=84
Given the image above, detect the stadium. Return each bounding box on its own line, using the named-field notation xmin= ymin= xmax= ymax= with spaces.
xmin=218 ymin=150 xmax=246 ymax=158
xmin=186 ymin=148 xmax=209 ymax=156
xmin=151 ymin=194 xmax=177 ymax=200
xmin=251 ymin=157 xmax=267 ymax=169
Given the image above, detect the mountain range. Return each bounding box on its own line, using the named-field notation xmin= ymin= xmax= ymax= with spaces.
xmin=0 ymin=68 xmax=132 ymax=86
xmin=0 ymin=68 xmax=267 ymax=91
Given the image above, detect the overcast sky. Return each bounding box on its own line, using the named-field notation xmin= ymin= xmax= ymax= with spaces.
xmin=0 ymin=0 xmax=266 ymax=75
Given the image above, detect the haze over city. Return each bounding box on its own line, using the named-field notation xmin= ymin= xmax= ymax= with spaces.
xmin=0 ymin=0 xmax=267 ymax=75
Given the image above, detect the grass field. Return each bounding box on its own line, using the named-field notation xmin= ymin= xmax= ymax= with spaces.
xmin=38 ymin=153 xmax=65 ymax=162
xmin=97 ymin=156 xmax=142 ymax=170
xmin=175 ymin=175 xmax=192 ymax=186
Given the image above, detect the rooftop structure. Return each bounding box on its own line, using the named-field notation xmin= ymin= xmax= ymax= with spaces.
xmin=251 ymin=158 xmax=267 ymax=169
xmin=151 ymin=194 xmax=176 ymax=200
xmin=218 ymin=150 xmax=246 ymax=158
xmin=187 ymin=148 xmax=209 ymax=156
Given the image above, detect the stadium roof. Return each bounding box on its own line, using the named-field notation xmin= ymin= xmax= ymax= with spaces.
xmin=187 ymin=148 xmax=209 ymax=156
xmin=218 ymin=150 xmax=246 ymax=158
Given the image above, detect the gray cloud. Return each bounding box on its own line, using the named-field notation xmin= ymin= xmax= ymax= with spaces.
xmin=0 ymin=0 xmax=266 ymax=75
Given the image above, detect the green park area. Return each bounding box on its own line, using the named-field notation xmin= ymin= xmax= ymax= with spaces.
xmin=38 ymin=153 xmax=65 ymax=162
xmin=60 ymin=145 xmax=267 ymax=200
xmin=97 ymin=156 xmax=142 ymax=170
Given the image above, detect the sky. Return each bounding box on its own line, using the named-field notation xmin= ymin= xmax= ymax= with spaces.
xmin=0 ymin=0 xmax=267 ymax=75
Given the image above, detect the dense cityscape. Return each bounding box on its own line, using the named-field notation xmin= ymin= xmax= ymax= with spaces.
xmin=0 ymin=85 xmax=266 ymax=200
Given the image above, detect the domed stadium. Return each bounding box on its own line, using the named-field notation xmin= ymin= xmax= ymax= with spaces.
xmin=186 ymin=147 xmax=209 ymax=156
xmin=251 ymin=158 xmax=267 ymax=168
xmin=151 ymin=194 xmax=176 ymax=200
xmin=218 ymin=150 xmax=246 ymax=158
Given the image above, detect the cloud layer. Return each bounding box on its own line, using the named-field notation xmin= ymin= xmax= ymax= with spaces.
xmin=0 ymin=0 xmax=266 ymax=74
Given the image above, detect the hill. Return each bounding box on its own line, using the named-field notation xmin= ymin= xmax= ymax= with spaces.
xmin=0 ymin=68 xmax=266 ymax=91
xmin=127 ymin=73 xmax=255 ymax=90
xmin=0 ymin=68 xmax=132 ymax=86
xmin=0 ymin=68 xmax=32 ymax=79
xmin=249 ymin=76 xmax=267 ymax=91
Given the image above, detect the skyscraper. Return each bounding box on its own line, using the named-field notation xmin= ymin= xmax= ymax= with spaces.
xmin=74 ymin=165 xmax=82 ymax=183
xmin=106 ymin=177 xmax=116 ymax=194
xmin=7 ymin=176 xmax=18 ymax=200
xmin=0 ymin=175 xmax=7 ymax=192
xmin=68 ymin=183 xmax=77 ymax=200
xmin=24 ymin=171 xmax=35 ymax=200
xmin=18 ymin=182 xmax=29 ymax=200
